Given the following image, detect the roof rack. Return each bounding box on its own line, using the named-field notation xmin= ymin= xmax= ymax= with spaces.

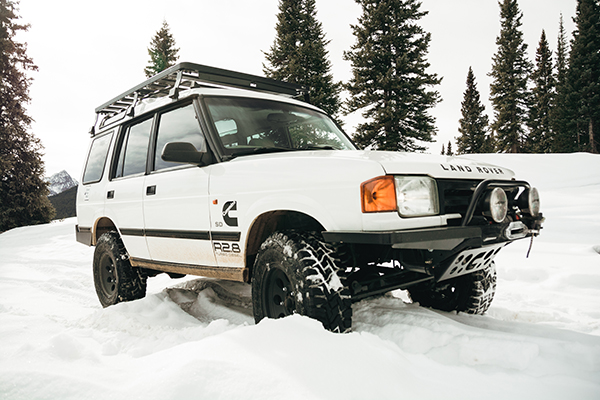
xmin=94 ymin=62 xmax=308 ymax=122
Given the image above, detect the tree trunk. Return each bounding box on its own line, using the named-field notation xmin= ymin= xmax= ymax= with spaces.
xmin=577 ymin=121 xmax=581 ymax=151
xmin=589 ymin=118 xmax=597 ymax=154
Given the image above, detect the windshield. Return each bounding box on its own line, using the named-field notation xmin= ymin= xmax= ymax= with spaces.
xmin=204 ymin=96 xmax=356 ymax=158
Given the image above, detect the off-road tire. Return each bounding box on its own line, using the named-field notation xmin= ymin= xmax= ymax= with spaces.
xmin=252 ymin=231 xmax=352 ymax=333
xmin=93 ymin=232 xmax=147 ymax=307
xmin=408 ymin=262 xmax=497 ymax=315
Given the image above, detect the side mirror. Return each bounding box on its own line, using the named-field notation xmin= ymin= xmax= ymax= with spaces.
xmin=161 ymin=142 xmax=205 ymax=165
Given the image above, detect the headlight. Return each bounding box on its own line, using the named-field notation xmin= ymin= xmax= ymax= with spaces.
xmin=394 ymin=176 xmax=439 ymax=217
xmin=519 ymin=187 xmax=541 ymax=216
xmin=484 ymin=187 xmax=508 ymax=223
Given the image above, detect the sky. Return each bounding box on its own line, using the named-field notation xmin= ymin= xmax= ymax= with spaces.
xmin=15 ymin=0 xmax=576 ymax=179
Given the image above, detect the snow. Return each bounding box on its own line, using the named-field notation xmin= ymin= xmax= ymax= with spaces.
xmin=1 ymin=154 xmax=599 ymax=399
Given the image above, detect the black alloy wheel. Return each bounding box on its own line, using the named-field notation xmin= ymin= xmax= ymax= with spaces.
xmin=263 ymin=268 xmax=296 ymax=318
xmin=98 ymin=253 xmax=118 ymax=300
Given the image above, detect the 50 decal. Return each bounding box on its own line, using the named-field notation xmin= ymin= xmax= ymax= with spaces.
xmin=213 ymin=242 xmax=241 ymax=254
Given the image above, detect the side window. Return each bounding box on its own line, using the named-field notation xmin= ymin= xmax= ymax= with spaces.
xmin=215 ymin=119 xmax=239 ymax=148
xmin=82 ymin=132 xmax=112 ymax=184
xmin=114 ymin=117 xmax=153 ymax=178
xmin=154 ymin=103 xmax=206 ymax=171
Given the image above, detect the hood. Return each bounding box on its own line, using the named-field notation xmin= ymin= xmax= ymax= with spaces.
xmin=234 ymin=150 xmax=515 ymax=180
xmin=363 ymin=151 xmax=515 ymax=179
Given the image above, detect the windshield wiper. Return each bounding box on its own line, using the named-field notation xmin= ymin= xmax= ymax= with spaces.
xmin=226 ymin=146 xmax=296 ymax=160
xmin=223 ymin=145 xmax=338 ymax=161
xmin=297 ymin=145 xmax=337 ymax=150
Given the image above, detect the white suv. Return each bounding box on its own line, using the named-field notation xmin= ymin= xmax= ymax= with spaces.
xmin=76 ymin=62 xmax=543 ymax=332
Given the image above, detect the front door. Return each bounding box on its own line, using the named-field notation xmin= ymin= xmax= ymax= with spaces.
xmin=142 ymin=101 xmax=217 ymax=267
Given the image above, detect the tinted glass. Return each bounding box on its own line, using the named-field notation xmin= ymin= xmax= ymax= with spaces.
xmin=114 ymin=118 xmax=153 ymax=178
xmin=82 ymin=133 xmax=112 ymax=184
xmin=154 ymin=103 xmax=205 ymax=171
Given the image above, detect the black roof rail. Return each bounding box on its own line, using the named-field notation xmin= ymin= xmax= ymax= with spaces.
xmin=94 ymin=62 xmax=308 ymax=121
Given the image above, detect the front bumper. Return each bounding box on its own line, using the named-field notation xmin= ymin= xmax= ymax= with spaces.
xmin=323 ymin=225 xmax=482 ymax=250
xmin=323 ymin=214 xmax=543 ymax=284
xmin=322 ymin=216 xmax=542 ymax=251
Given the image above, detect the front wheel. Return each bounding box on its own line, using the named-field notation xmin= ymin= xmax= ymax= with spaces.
xmin=251 ymin=231 xmax=352 ymax=333
xmin=93 ymin=232 xmax=147 ymax=307
xmin=408 ymin=262 xmax=497 ymax=315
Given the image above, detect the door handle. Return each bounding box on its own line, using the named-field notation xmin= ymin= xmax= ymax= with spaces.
xmin=146 ymin=185 xmax=156 ymax=196
xmin=107 ymin=190 xmax=114 ymax=199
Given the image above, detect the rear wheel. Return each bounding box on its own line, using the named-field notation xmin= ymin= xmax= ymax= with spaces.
xmin=408 ymin=262 xmax=497 ymax=314
xmin=252 ymin=231 xmax=352 ymax=333
xmin=93 ymin=232 xmax=146 ymax=307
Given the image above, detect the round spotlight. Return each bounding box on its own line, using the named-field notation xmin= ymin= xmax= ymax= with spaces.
xmin=488 ymin=187 xmax=508 ymax=223
xmin=527 ymin=187 xmax=540 ymax=216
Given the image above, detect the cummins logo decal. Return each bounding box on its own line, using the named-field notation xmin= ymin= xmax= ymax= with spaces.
xmin=222 ymin=201 xmax=238 ymax=227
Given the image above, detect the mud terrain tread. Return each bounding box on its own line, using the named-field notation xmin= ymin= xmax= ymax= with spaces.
xmin=287 ymin=231 xmax=353 ymax=333
xmin=252 ymin=231 xmax=352 ymax=333
xmin=462 ymin=264 xmax=497 ymax=314
xmin=93 ymin=232 xmax=147 ymax=307
xmin=408 ymin=262 xmax=497 ymax=315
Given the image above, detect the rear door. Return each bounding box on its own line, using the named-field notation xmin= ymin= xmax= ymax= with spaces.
xmin=104 ymin=116 xmax=154 ymax=259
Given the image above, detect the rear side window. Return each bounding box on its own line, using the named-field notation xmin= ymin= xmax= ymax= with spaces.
xmin=82 ymin=132 xmax=112 ymax=184
xmin=114 ymin=118 xmax=153 ymax=178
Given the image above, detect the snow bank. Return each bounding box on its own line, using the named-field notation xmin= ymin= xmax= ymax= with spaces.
xmin=1 ymin=154 xmax=599 ymax=399
xmin=462 ymin=153 xmax=600 ymax=337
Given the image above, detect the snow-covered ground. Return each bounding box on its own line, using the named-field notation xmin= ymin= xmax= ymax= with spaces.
xmin=1 ymin=154 xmax=599 ymax=400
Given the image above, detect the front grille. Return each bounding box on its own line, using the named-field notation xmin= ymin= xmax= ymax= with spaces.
xmin=437 ymin=179 xmax=481 ymax=223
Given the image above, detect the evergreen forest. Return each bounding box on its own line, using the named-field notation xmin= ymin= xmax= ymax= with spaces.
xmin=262 ymin=0 xmax=599 ymax=155
xmin=2 ymin=0 xmax=599 ymax=230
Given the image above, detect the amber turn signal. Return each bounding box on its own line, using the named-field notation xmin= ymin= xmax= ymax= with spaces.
xmin=361 ymin=176 xmax=397 ymax=213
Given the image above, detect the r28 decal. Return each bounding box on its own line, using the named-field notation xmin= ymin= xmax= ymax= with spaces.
xmin=213 ymin=242 xmax=241 ymax=254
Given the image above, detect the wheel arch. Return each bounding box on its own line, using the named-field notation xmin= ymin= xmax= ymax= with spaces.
xmin=244 ymin=210 xmax=325 ymax=279
xmin=92 ymin=217 xmax=118 ymax=246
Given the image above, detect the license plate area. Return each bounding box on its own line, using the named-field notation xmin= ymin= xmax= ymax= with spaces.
xmin=438 ymin=242 xmax=506 ymax=282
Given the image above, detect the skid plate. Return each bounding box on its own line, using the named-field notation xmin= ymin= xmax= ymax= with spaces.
xmin=438 ymin=242 xmax=506 ymax=282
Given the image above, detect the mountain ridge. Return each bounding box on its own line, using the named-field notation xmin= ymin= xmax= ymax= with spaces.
xmin=47 ymin=170 xmax=78 ymax=196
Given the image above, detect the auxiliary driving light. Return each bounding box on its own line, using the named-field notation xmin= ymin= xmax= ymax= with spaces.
xmin=484 ymin=187 xmax=508 ymax=223
xmin=519 ymin=187 xmax=541 ymax=217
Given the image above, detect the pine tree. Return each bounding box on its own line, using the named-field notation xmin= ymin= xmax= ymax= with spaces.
xmin=0 ymin=0 xmax=55 ymax=232
xmin=344 ymin=0 xmax=441 ymax=152
xmin=489 ymin=0 xmax=532 ymax=153
xmin=551 ymin=15 xmax=575 ymax=152
xmin=526 ymin=30 xmax=555 ymax=153
xmin=456 ymin=67 xmax=492 ymax=154
xmin=446 ymin=140 xmax=453 ymax=156
xmin=144 ymin=20 xmax=179 ymax=78
xmin=440 ymin=143 xmax=445 ymax=155
xmin=567 ymin=0 xmax=600 ymax=153
xmin=263 ymin=0 xmax=342 ymax=118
